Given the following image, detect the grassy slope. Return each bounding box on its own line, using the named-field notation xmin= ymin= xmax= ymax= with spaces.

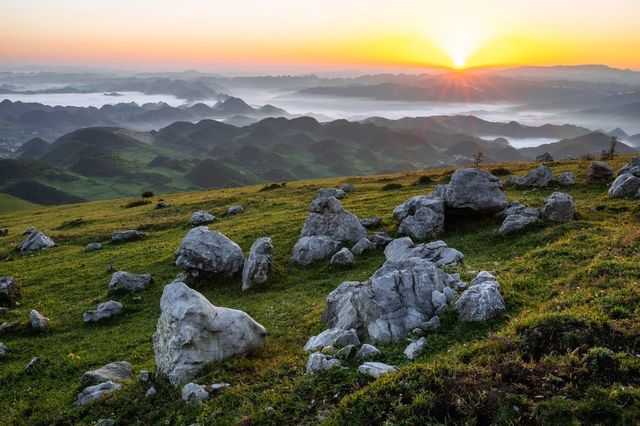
xmin=0 ymin=157 xmax=639 ymax=425
xmin=0 ymin=193 xmax=39 ymax=214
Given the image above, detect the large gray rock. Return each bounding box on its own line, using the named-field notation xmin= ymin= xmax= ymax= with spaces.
xmin=241 ymin=237 xmax=273 ymax=291
xmin=18 ymin=231 xmax=55 ymax=251
xmin=330 ymin=248 xmax=354 ymax=267
xmin=322 ymin=258 xmax=459 ymax=343
xmin=351 ymin=238 xmax=375 ymax=255
xmin=305 ymin=352 xmax=341 ymax=375
xmin=182 ymin=383 xmax=209 ymax=403
xmin=445 ymin=168 xmax=508 ymax=214
xmin=608 ymin=173 xmax=640 ymax=198
xmin=498 ymin=202 xmax=540 ymax=235
xmin=555 ymin=172 xmax=575 ymax=186
xmin=111 ymin=230 xmax=145 ymax=243
xmin=108 ymin=272 xmax=151 ymax=292
xmin=515 ymin=165 xmax=554 ymax=188
xmin=291 ymin=236 xmax=341 ymax=266
xmin=384 ymin=238 xmax=464 ymax=267
xmin=83 ymin=301 xmax=123 ymax=323
xmin=30 ymin=310 xmax=49 ymax=331
xmin=175 ymin=227 xmax=244 ymax=277
xmin=300 ymin=197 xmax=366 ymax=244
xmin=541 ymin=192 xmax=575 ymax=223
xmin=82 ymin=361 xmax=132 ymax=385
xmin=153 ymin=281 xmax=266 ymax=386
xmin=74 ymin=381 xmax=121 ymax=406
xmin=357 ymin=362 xmax=397 ymax=378
xmin=393 ymin=196 xmax=444 ymax=222
xmin=190 ymin=211 xmax=215 ymax=226
xmin=589 ymin=161 xmax=614 ymax=180
xmin=397 ymin=206 xmax=445 ymax=241
xmin=304 ymin=328 xmax=360 ymax=352
xmin=0 ymin=276 xmax=20 ymax=307
xmin=454 ymin=272 xmax=505 ymax=322
xmin=617 ymin=158 xmax=640 ymax=177
xmin=317 ymin=188 xmax=346 ymax=199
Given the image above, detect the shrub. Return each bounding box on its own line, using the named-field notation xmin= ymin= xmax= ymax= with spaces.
xmin=585 ymin=347 xmax=619 ymax=377
xmin=141 ymin=191 xmax=154 ymax=198
xmin=414 ymin=175 xmax=433 ymax=186
xmin=490 ymin=167 xmax=511 ymax=176
xmin=382 ymin=182 xmax=402 ymax=190
xmin=124 ymin=199 xmax=151 ymax=208
xmin=259 ymin=183 xmax=286 ymax=192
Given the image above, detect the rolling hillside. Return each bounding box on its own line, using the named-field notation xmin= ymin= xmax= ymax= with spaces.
xmin=1 ymin=157 xmax=639 ymax=424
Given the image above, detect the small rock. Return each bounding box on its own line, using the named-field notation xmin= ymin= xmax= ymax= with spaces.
xmin=0 ymin=229 xmax=7 ymax=237
xmin=0 ymin=342 xmax=7 ymax=357
xmin=228 ymin=205 xmax=245 ymax=216
xmin=82 ymin=361 xmax=132 ymax=385
xmin=112 ymin=230 xmax=145 ymax=243
xmin=108 ymin=272 xmax=151 ymax=292
xmin=330 ymin=248 xmax=354 ymax=266
xmin=369 ymin=232 xmax=393 ymax=247
xmin=0 ymin=321 xmax=19 ymax=336
xmin=404 ymin=337 xmax=428 ymax=360
xmin=241 ymin=237 xmax=273 ymax=291
xmin=357 ymin=362 xmax=397 ymax=378
xmin=74 ymin=381 xmax=121 ymax=406
xmin=0 ymin=276 xmax=20 ymax=307
xmin=515 ymin=165 xmax=554 ymax=188
xmin=340 ymin=183 xmax=356 ymax=193
xmin=423 ymin=316 xmax=441 ymax=331
xmin=304 ymin=328 xmax=360 ymax=352
xmin=351 ymin=238 xmax=375 ymax=255
xmin=431 ymin=291 xmax=447 ymax=314
xmin=182 ymin=382 xmax=209 ymax=403
xmin=30 ymin=310 xmax=49 ymax=331
xmin=190 ymin=211 xmax=216 ymax=226
xmin=83 ymin=301 xmax=123 ymax=323
xmin=536 ymin=152 xmax=553 ymax=162
xmin=18 ymin=230 xmax=55 ymax=252
xmin=541 ymin=192 xmax=575 ymax=223
xmin=359 ymin=217 xmax=382 ymax=229
xmin=139 ymin=370 xmax=155 ymax=383
xmin=96 ymin=419 xmax=115 ymax=426
xmin=84 ymin=242 xmax=102 ymax=252
xmin=305 ymin=352 xmax=341 ymax=375
xmin=355 ymin=344 xmax=380 ymax=360
xmin=145 ymin=387 xmax=156 ymax=398
xmin=25 ymin=357 xmax=40 ymax=371
xmin=155 ymin=201 xmax=171 ymax=209
xmin=334 ymin=344 xmax=356 ymax=360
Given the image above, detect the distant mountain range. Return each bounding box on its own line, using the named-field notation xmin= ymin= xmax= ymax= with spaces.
xmin=1 ymin=114 xmax=636 ymax=206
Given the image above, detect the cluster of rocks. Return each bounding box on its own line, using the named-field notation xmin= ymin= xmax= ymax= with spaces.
xmin=74 ymin=361 xmax=132 ymax=406
xmin=505 ymin=165 xmax=574 ymax=188
xmin=609 ymin=158 xmax=640 ymax=199
xmin=498 ymin=191 xmax=575 ymax=235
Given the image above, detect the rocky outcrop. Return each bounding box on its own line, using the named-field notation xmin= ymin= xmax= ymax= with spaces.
xmin=541 ymin=192 xmax=575 ymax=223
xmin=111 ymin=230 xmax=145 ymax=243
xmin=153 ymin=281 xmax=266 ymax=386
xmin=454 ymin=272 xmax=505 ymax=322
xmin=242 ymin=237 xmax=274 ymax=291
xmin=444 ymin=169 xmax=508 ymax=214
xmin=18 ymin=230 xmax=55 ymax=251
xmin=384 ymin=238 xmax=464 ymax=267
xmin=190 ymin=211 xmax=215 ymax=226
xmin=108 ymin=272 xmax=151 ymax=292
xmin=175 ymin=227 xmax=244 ymax=277
xmin=82 ymin=361 xmax=132 ymax=385
xmin=0 ymin=276 xmax=20 ymax=307
xmin=83 ymin=301 xmax=123 ymax=323
xmin=395 ymin=197 xmax=445 ymax=241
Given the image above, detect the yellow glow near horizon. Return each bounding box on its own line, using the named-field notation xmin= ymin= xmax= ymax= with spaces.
xmin=1 ymin=0 xmax=640 ymax=71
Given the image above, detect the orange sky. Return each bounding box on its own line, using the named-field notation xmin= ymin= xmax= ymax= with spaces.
xmin=1 ymin=0 xmax=640 ymax=72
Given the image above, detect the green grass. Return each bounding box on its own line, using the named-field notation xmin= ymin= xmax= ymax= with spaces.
xmin=0 ymin=193 xmax=39 ymax=213
xmin=1 ymin=157 xmax=639 ymax=425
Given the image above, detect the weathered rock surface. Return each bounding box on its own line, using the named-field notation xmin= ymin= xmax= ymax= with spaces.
xmin=617 ymin=158 xmax=640 ymax=177
xmin=355 ymin=343 xmax=380 ymax=360
xmin=404 ymin=337 xmax=427 ymax=360
xmin=331 ymin=248 xmax=354 ymax=266
xmin=397 ymin=203 xmax=445 ymax=241
xmin=393 ymin=196 xmax=444 ymax=222
xmin=84 ymin=242 xmax=102 ymax=252
xmin=30 ymin=310 xmax=49 ymax=331
xmin=82 ymin=361 xmax=132 ymax=385
xmin=175 ymin=227 xmax=244 ymax=277
xmin=305 ymin=352 xmax=341 ymax=375
xmin=536 ymin=152 xmax=553 ymax=162
xmin=300 ymin=197 xmax=366 ymax=244
xmin=291 ymin=236 xmax=341 ymax=266
xmin=153 ymin=281 xmax=266 ymax=385
xmin=111 ymin=230 xmax=145 ymax=243
xmin=18 ymin=230 xmax=55 ymax=251
xmin=589 ymin=161 xmax=614 ymax=180
xmin=190 ymin=211 xmax=215 ymax=226
xmin=317 ymin=188 xmax=345 ymax=199
xmin=498 ymin=202 xmax=540 ymax=235
xmin=369 ymin=232 xmax=393 ymax=247
xmin=608 ymin=173 xmax=640 ymax=198
xmin=541 ymin=192 xmax=575 ymax=223
xmin=0 ymin=276 xmax=20 ymax=307
xmin=83 ymin=301 xmax=123 ymax=323
xmin=227 ymin=205 xmax=244 ymax=216
xmin=340 ymin=183 xmax=356 ymax=193
xmin=322 ymin=257 xmax=461 ymax=343
xmin=445 ymin=168 xmax=508 ymax=214
xmin=515 ymin=165 xmax=554 ymax=188
xmin=384 ymin=238 xmax=464 ymax=267
xmin=454 ymin=272 xmax=505 ymax=322
xmin=360 ymin=217 xmax=382 ymax=229
xmin=357 ymin=362 xmax=397 ymax=378
xmin=304 ymin=328 xmax=360 ymax=352
xmin=242 ymin=237 xmax=273 ymax=291
xmin=351 ymin=238 xmax=375 ymax=255
xmin=555 ymin=172 xmax=575 ymax=186
xmin=75 ymin=381 xmax=121 ymax=406
xmin=182 ymin=383 xmax=209 ymax=403
xmin=108 ymin=272 xmax=151 ymax=292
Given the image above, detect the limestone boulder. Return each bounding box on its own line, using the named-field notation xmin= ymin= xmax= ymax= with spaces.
xmin=541 ymin=192 xmax=575 ymax=223
xmin=445 ymin=168 xmax=508 ymax=214
xmin=241 ymin=237 xmax=273 ymax=291
xmin=175 ymin=227 xmax=244 ymax=277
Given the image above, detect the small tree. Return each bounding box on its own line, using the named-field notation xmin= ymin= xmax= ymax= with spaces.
xmin=473 ymin=151 xmax=484 ymax=168
xmin=609 ymin=135 xmax=618 ymax=159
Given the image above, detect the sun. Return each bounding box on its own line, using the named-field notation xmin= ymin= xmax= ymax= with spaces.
xmin=426 ymin=18 xmax=490 ymax=70
xmin=452 ymin=54 xmax=467 ymax=69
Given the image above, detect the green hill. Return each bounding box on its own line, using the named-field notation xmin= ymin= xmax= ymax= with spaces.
xmin=0 ymin=157 xmax=639 ymax=425
xmin=0 ymin=192 xmax=39 ymax=213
